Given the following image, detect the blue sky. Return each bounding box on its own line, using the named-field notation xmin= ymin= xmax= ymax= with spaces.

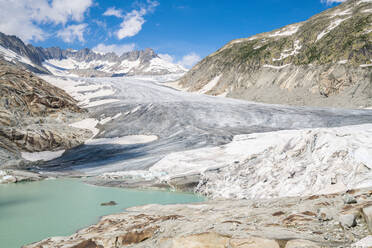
xmin=0 ymin=0 xmax=345 ymax=67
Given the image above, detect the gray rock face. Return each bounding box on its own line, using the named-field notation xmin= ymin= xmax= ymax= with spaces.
xmin=0 ymin=32 xmax=49 ymax=73
xmin=0 ymin=59 xmax=90 ymax=168
xmin=0 ymin=32 xmax=42 ymax=66
xmin=178 ymin=0 xmax=372 ymax=108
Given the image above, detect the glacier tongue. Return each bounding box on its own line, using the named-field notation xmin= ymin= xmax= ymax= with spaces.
xmin=150 ymin=124 xmax=372 ymax=199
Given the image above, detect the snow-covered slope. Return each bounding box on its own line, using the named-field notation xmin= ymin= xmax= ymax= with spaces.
xmin=43 ymin=53 xmax=186 ymax=77
xmin=0 ymin=44 xmax=49 ymax=74
xmin=148 ymin=124 xmax=372 ymax=199
xmin=0 ymin=45 xmax=34 ymax=66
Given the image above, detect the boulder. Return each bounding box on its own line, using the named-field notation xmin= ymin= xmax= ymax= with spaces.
xmin=317 ymin=208 xmax=333 ymax=221
xmin=362 ymin=206 xmax=372 ymax=234
xmin=351 ymin=236 xmax=372 ymax=248
xmin=285 ymin=239 xmax=321 ymax=248
xmin=170 ymin=232 xmax=230 ymax=248
xmin=343 ymin=194 xmax=357 ymax=204
xmin=230 ymin=237 xmax=280 ymax=248
xmin=0 ymin=175 xmax=16 ymax=184
xmin=339 ymin=214 xmax=357 ymax=229
xmin=100 ymin=201 xmax=117 ymax=206
xmin=169 ymin=233 xmax=280 ymax=248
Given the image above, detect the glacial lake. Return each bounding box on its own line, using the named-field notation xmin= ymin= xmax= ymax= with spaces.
xmin=0 ymin=179 xmax=204 ymax=248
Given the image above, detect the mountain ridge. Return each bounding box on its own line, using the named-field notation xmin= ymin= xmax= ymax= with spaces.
xmin=0 ymin=32 xmax=186 ymax=76
xmin=178 ymin=0 xmax=372 ymax=108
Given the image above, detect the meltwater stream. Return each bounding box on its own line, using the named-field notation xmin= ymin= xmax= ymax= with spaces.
xmin=0 ymin=179 xmax=204 ymax=248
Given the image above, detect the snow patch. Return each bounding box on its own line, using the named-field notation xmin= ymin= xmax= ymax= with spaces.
xmin=22 ymin=150 xmax=65 ymax=162
xmin=0 ymin=45 xmax=35 ymax=67
xmin=263 ymin=64 xmax=291 ymax=69
xmin=100 ymin=170 xmax=156 ymax=181
xmin=269 ymin=24 xmax=300 ymax=37
xmin=45 ymin=58 xmax=117 ymax=73
xmin=360 ymin=63 xmax=372 ymax=68
xmin=83 ymin=99 xmax=120 ymax=108
xmin=198 ymin=74 xmax=222 ymax=94
xmin=39 ymin=76 xmax=117 ymax=107
xmin=330 ymin=8 xmax=352 ymax=17
xmin=99 ymin=113 xmax=122 ymax=125
xmin=116 ymin=59 xmax=141 ymax=74
xmin=352 ymin=236 xmax=372 ymax=248
xmin=272 ymin=40 xmax=302 ymax=61
xmin=85 ymin=135 xmax=158 ymax=146
xmin=145 ymin=58 xmax=186 ymax=74
xmin=317 ymin=17 xmax=350 ymax=41
xmin=358 ymin=0 xmax=372 ymax=4
xmin=69 ymin=118 xmax=99 ymax=138
xmin=130 ymin=106 xmax=142 ymax=114
xmin=44 ymin=55 xmax=185 ymax=75
xmin=362 ymin=8 xmax=372 ymax=13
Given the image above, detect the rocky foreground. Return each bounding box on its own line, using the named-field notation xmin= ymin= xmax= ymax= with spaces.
xmin=26 ymin=187 xmax=372 ymax=248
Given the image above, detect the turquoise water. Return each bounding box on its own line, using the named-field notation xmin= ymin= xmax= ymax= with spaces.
xmin=0 ymin=179 xmax=204 ymax=248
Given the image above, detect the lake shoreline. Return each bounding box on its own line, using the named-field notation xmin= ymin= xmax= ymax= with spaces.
xmin=24 ymin=184 xmax=372 ymax=248
xmin=0 ymin=178 xmax=204 ymax=248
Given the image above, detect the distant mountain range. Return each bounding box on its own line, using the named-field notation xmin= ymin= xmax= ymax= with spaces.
xmin=178 ymin=0 xmax=372 ymax=108
xmin=0 ymin=32 xmax=186 ymax=77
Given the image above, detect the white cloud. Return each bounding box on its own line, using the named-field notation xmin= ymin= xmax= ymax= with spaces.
xmin=32 ymin=0 xmax=93 ymax=25
xmin=93 ymin=43 xmax=136 ymax=56
xmin=0 ymin=0 xmax=45 ymax=42
xmin=0 ymin=0 xmax=92 ymax=42
xmin=117 ymin=10 xmax=146 ymax=39
xmin=159 ymin=52 xmax=201 ymax=69
xmin=103 ymin=7 xmax=123 ymax=18
xmin=116 ymin=0 xmax=159 ymax=39
xmin=178 ymin=52 xmax=201 ymax=68
xmin=57 ymin=24 xmax=87 ymax=43
xmin=321 ymin=0 xmax=346 ymax=4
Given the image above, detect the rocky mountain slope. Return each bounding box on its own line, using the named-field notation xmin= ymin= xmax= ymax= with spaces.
xmin=0 ymin=33 xmax=49 ymax=74
xmin=178 ymin=0 xmax=372 ymax=108
xmin=0 ymin=32 xmax=186 ymax=77
xmin=0 ymin=59 xmax=91 ymax=168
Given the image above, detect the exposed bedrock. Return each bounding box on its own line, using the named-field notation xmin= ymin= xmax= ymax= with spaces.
xmin=0 ymin=59 xmax=90 ymax=168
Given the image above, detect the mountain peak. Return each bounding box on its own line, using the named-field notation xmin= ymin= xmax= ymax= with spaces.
xmin=0 ymin=32 xmax=186 ymax=77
